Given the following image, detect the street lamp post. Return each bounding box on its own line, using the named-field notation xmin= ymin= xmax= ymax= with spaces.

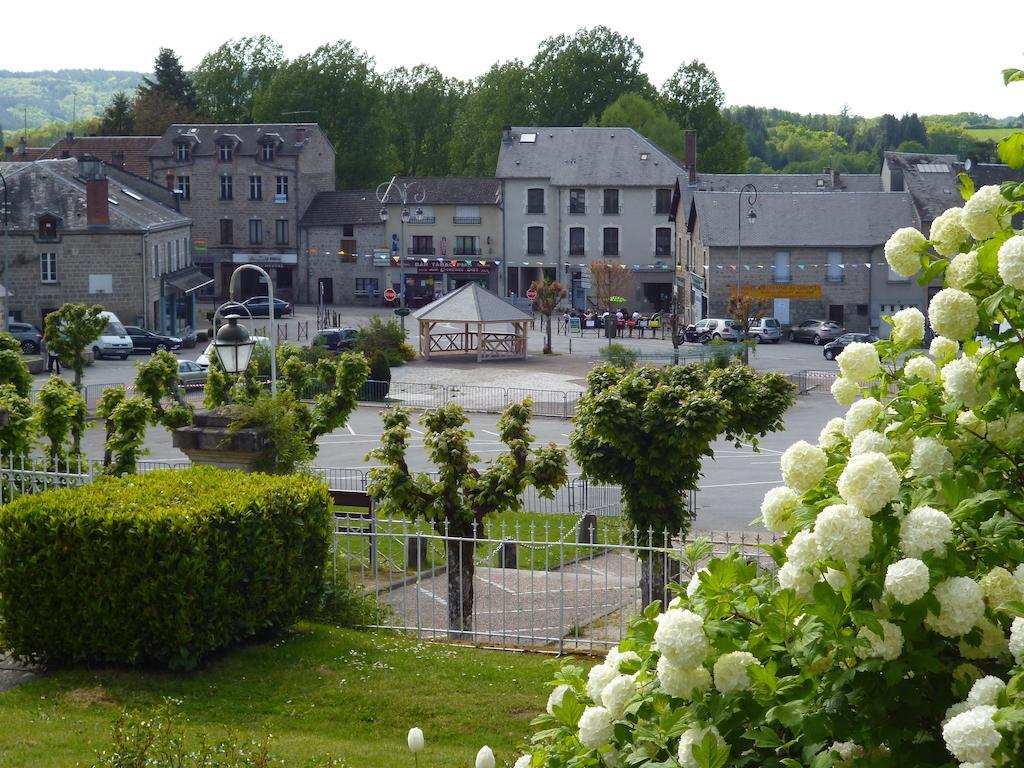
xmin=212 ymin=263 xmax=277 ymax=398
xmin=0 ymin=170 xmax=9 ymax=332
xmin=736 ymin=184 xmax=758 ymax=364
xmin=376 ymin=176 xmax=425 ymax=335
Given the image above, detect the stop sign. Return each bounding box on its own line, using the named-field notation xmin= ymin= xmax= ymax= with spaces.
xmin=383 ymin=288 xmax=397 ymax=302
xmin=526 ymin=288 xmax=538 ymax=300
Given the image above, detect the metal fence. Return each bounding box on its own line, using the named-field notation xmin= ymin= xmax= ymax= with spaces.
xmin=786 ymin=369 xmax=839 ymax=395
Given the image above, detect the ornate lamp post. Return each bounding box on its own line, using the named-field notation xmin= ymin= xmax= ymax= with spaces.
xmin=0 ymin=170 xmax=8 ymax=332
xmin=736 ymin=183 xmax=758 ymax=300
xmin=212 ymin=263 xmax=277 ymax=398
xmin=376 ymin=176 xmax=425 ymax=334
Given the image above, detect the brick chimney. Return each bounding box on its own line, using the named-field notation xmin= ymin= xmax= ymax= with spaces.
xmin=684 ymin=130 xmax=697 ymax=185
xmin=502 ymin=126 xmax=513 ymax=145
xmin=81 ymin=156 xmax=109 ymax=227
xmin=831 ymin=168 xmax=841 ymax=189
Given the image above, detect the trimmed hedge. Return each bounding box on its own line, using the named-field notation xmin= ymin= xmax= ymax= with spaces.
xmin=0 ymin=467 xmax=330 ymax=669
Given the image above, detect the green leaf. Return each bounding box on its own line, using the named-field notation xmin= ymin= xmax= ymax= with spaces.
xmin=916 ymin=257 xmax=948 ymax=287
xmin=998 ymin=132 xmax=1024 ymax=169
xmin=1004 ymin=67 xmax=1024 ymax=85
xmin=958 ymin=171 xmax=976 ymax=201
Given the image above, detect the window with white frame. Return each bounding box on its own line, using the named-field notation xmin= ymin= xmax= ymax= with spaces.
xmin=174 ymin=143 xmax=189 ymax=162
xmin=218 ymin=143 xmax=232 ymax=162
xmin=275 ymin=219 xmax=288 ymax=245
xmin=826 ymin=251 xmax=844 ymax=282
xmin=219 ymin=175 xmax=233 ymax=200
xmin=249 ymin=175 xmax=262 ymax=200
xmin=261 ymin=142 xmax=275 ymax=161
xmin=176 ymin=175 xmax=190 ymax=200
xmin=40 ymin=252 xmax=57 ymax=283
xmin=773 ymin=251 xmax=791 ymax=283
xmin=275 ymin=175 xmax=288 ymax=200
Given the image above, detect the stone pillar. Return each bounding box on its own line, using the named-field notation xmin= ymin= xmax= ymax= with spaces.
xmin=406 ymin=535 xmax=429 ymax=571
xmin=171 ymin=407 xmax=270 ymax=472
xmin=497 ymin=537 xmax=517 ymax=569
xmin=577 ymin=513 xmax=598 ymax=544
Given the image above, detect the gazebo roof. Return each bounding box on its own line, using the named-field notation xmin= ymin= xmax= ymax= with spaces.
xmin=413 ymin=283 xmax=533 ymax=323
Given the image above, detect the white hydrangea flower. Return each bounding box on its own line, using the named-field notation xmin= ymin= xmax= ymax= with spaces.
xmin=997 ymin=235 xmax=1024 ymax=289
xmin=884 ymin=558 xmax=930 ymax=604
xmin=980 ymin=567 xmax=1023 ymax=608
xmin=831 ymin=377 xmax=859 ymax=406
xmin=958 ymin=618 xmax=1008 ymax=660
xmin=850 ymin=430 xmax=892 ymax=457
xmin=904 ymin=355 xmax=938 ymax=381
xmin=946 ymin=250 xmax=979 ymax=290
xmin=547 ymin=684 xmax=569 ymax=715
xmin=837 ymin=452 xmax=901 ymax=516
xmin=600 ymin=674 xmax=635 ymax=719
xmin=1010 ymin=617 xmax=1024 ymax=665
xmin=837 ymin=342 xmax=882 ymax=383
xmin=929 ymin=289 xmax=979 ymax=341
xmin=944 ymin=701 xmax=972 ymax=727
xmin=777 ymin=562 xmax=815 ymax=597
xmin=656 ymin=656 xmax=710 ymax=700
xmin=818 ymin=417 xmax=847 ymax=451
xmin=678 ymin=726 xmax=724 ymax=768
xmin=892 ymin=306 xmax=926 ymax=345
xmin=781 ymin=441 xmax=828 ymax=493
xmin=961 ymin=184 xmax=1010 ymax=240
xmin=1016 ymin=563 xmax=1024 ymax=587
xmin=760 ymin=486 xmax=799 ymax=532
xmin=823 ymin=566 xmax=851 ymax=591
xmin=814 ymin=504 xmax=873 ymax=564
xmin=513 ymin=755 xmax=532 ymax=768
xmin=1016 ymin=356 xmax=1024 ymax=394
xmin=900 ymin=505 xmax=953 ymax=558
xmin=713 ymin=651 xmax=760 ymax=694
xmin=884 ymin=227 xmax=926 ymax=276
xmin=957 ymin=409 xmax=984 ymax=437
xmin=943 ymin=355 xmax=988 ymax=408
xmin=942 ymin=705 xmax=1001 ymax=765
xmin=844 ymin=397 xmax=882 ymax=439
xmin=830 ymin=742 xmax=864 ymax=762
xmin=578 ymin=706 xmax=614 ymax=749
xmin=786 ymin=530 xmax=820 ymax=570
xmin=930 ymin=206 xmax=969 ymax=256
xmin=653 ymin=609 xmax=707 ymax=669
xmin=910 ymin=436 xmax=953 ymax=478
xmin=927 ymin=577 xmax=986 ymax=637
xmin=930 ymin=335 xmax=960 ymax=365
xmin=586 ymin=661 xmax=618 ymax=702
xmin=610 ymin=649 xmax=641 ymax=671
xmin=855 ymin=619 xmax=904 ymax=661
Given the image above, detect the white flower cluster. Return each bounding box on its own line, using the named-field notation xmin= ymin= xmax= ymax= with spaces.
xmin=929 ymin=288 xmax=979 ymax=341
xmin=712 ymin=651 xmax=760 ymax=694
xmin=899 ymin=505 xmax=952 ymax=558
xmin=831 ymin=377 xmax=859 ymax=406
xmin=818 ymin=417 xmax=847 ymax=451
xmin=760 ymin=486 xmax=799 ymax=532
xmin=837 ymin=342 xmax=882 ymax=383
xmin=926 ymin=577 xmax=985 ymax=637
xmin=814 ymin=504 xmax=873 ymax=564
xmin=967 ymin=676 xmax=1005 ymax=707
xmin=781 ymin=441 xmax=828 ymax=493
xmin=884 ymin=227 xmax=926 ymax=276
xmin=1010 ymin=617 xmax=1024 ymax=666
xmin=831 ymin=742 xmax=864 ymax=763
xmin=601 ymin=674 xmax=636 ymax=719
xmin=998 ymin=235 xmax=1024 ymax=290
xmin=578 ymin=706 xmax=614 ymax=749
xmin=946 ymin=250 xmax=979 ymax=290
xmin=1016 ymin=356 xmax=1024 ymax=394
xmin=909 ymin=436 xmax=953 ymax=478
xmin=979 ymin=567 xmax=1023 ymax=609
xmin=678 ymin=726 xmax=724 ymax=768
xmin=903 ymin=355 xmax=938 ymax=381
xmin=930 ymin=206 xmax=969 ymax=257
xmin=777 ymin=562 xmax=816 ymax=597
xmin=654 ymin=609 xmax=707 ymax=669
xmin=884 ymin=558 xmax=930 ymax=604
xmin=943 ymin=355 xmax=987 ymax=407
xmin=513 ymin=755 xmax=531 ymax=768
xmin=547 ymin=684 xmax=569 ymax=715
xmin=942 ymin=705 xmax=1001 ymax=765
xmin=786 ymin=530 xmax=819 ymax=570
xmin=586 ymin=647 xmax=640 ymax=702
xmin=844 ymin=397 xmax=882 ymax=439
xmin=850 ymin=430 xmax=891 ymax=457
xmin=656 ymin=656 xmax=710 ymax=700
xmin=837 ymin=452 xmax=901 ymax=516
xmin=958 ymin=618 xmax=1008 ymax=660
xmin=855 ymin=619 xmax=904 ymax=661
xmin=891 ymin=306 xmax=926 ymax=345
xmin=930 ymin=335 xmax=959 ymax=365
xmin=961 ymin=184 xmax=1010 ymax=240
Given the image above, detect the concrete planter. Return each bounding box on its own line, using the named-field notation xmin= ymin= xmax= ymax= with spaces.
xmin=171 ymin=407 xmax=271 ymax=473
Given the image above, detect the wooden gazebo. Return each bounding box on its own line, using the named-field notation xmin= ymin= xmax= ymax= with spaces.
xmin=413 ymin=284 xmax=531 ymax=362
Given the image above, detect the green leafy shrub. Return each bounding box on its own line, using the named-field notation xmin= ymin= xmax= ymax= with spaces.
xmin=305 ymin=569 xmax=389 ymax=627
xmin=398 ymin=341 xmax=417 ymax=362
xmin=359 ymin=351 xmax=391 ymax=401
xmin=599 ymin=342 xmax=638 ymax=368
xmin=0 ymin=467 xmax=330 ymax=669
xmin=354 ymin=315 xmax=406 ymax=366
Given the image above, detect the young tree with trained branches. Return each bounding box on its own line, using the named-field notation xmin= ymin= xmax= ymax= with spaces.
xmin=530 ymin=277 xmax=567 ymax=354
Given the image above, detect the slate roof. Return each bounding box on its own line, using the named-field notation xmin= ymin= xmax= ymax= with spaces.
xmin=496 ymin=127 xmax=684 ymax=185
xmin=148 ymin=124 xmax=324 ymax=158
xmin=692 ymin=191 xmax=918 ymax=248
xmin=0 ymin=159 xmax=189 ymax=232
xmin=379 ymin=177 xmax=501 ymax=206
xmin=31 ymin=135 xmax=159 ymax=177
xmin=969 ymin=162 xmax=1024 ymax=189
xmin=883 ymin=151 xmax=964 ymax=223
xmin=299 ymin=190 xmax=383 ymax=228
xmin=413 ymin=282 xmax=533 ymax=323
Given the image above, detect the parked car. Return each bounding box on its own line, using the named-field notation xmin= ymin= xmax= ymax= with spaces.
xmin=313 ymin=327 xmax=359 ymax=351
xmin=195 ymin=336 xmax=272 ymax=369
xmin=747 ymin=317 xmax=783 ymax=344
xmin=694 ymin=318 xmax=744 ymax=343
xmin=239 ymin=296 xmax=293 ymax=318
xmin=177 ymin=359 xmax=208 ymax=385
xmin=788 ymin=319 xmax=846 ymax=345
xmin=823 ymin=333 xmax=879 ymax=360
xmin=92 ymin=311 xmax=133 ymax=360
xmin=7 ymin=321 xmax=43 ymax=353
xmin=125 ymin=326 xmax=182 ymax=354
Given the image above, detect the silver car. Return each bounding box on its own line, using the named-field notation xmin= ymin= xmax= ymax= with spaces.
xmin=694 ymin=318 xmax=744 ymax=342
xmin=748 ymin=317 xmax=782 ymax=344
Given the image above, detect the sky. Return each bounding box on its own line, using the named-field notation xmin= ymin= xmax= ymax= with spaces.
xmin=13 ymin=0 xmax=1024 ymax=118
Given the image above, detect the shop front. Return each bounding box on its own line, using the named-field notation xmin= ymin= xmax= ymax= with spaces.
xmin=383 ymin=257 xmax=500 ymax=308
xmin=227 ymin=253 xmax=298 ymax=301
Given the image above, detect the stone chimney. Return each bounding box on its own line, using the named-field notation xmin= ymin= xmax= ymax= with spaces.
xmin=831 ymin=168 xmax=841 ymax=189
xmin=81 ymin=156 xmax=109 ymax=227
xmin=684 ymin=130 xmax=697 ymax=185
xmin=16 ymin=136 xmax=26 ymax=157
xmin=501 ymin=126 xmax=513 ymax=145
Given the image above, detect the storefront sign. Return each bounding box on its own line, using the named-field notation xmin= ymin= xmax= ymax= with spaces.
xmin=732 ymin=284 xmax=822 ymax=300
xmin=690 ymin=273 xmax=705 ymax=292
xmin=232 ymin=253 xmax=298 ymax=266
xmin=414 ymin=263 xmax=492 ymax=275
xmin=193 ymin=239 xmax=207 ymax=253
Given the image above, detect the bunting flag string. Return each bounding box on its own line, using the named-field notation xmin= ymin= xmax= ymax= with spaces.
xmin=714 ymin=261 xmax=879 ymax=270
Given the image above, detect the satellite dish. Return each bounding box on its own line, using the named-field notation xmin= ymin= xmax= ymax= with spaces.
xmin=964 ymin=158 xmax=973 ymax=171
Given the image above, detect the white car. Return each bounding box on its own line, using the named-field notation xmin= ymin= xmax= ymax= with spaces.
xmin=194 ymin=336 xmax=272 ymax=369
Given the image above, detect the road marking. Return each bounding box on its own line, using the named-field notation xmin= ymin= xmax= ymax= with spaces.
xmin=347 ymin=423 xmax=355 ymax=435
xmin=408 ymin=427 xmax=425 ymax=435
xmin=481 ymin=429 xmax=500 ymax=437
xmin=700 ymin=480 xmax=780 ymax=489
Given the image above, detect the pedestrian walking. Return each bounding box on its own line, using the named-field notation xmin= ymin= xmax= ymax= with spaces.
xmin=46 ymin=342 xmax=61 ymax=374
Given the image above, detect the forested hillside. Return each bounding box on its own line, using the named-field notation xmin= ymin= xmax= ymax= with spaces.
xmin=0 ymin=69 xmax=143 ymax=134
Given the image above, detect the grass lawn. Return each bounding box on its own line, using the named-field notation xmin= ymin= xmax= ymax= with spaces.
xmin=964 ymin=127 xmax=1017 ymax=141
xmin=0 ymin=624 xmax=578 ymax=768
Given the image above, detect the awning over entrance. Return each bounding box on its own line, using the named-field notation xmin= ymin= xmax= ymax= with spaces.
xmin=165 ymin=266 xmax=214 ymax=294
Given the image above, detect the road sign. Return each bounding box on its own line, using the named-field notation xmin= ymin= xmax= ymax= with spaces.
xmin=526 ymin=288 xmax=538 ymax=300
xmin=383 ymin=288 xmax=398 ymax=302
xmin=394 ymin=308 xmax=411 ymax=317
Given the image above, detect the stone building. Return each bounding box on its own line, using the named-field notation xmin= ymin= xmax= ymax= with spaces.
xmin=147 ymin=123 xmax=335 ymax=302
xmin=7 ymin=134 xmax=159 ymax=178
xmin=0 ymin=158 xmax=191 ymax=330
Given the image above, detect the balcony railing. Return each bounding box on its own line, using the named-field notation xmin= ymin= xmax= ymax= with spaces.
xmin=408 ymin=247 xmax=436 ymax=255
xmin=410 ymin=216 xmax=436 ymax=224
xmin=453 ymin=216 xmax=481 ymax=225
xmin=453 ymin=247 xmax=482 ymax=256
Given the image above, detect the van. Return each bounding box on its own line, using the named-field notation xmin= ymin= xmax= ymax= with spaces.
xmin=92 ymin=311 xmax=133 ymax=360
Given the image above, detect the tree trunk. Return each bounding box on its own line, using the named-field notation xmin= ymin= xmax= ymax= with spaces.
xmin=638 ymin=550 xmax=682 ymax=609
xmin=544 ymin=313 xmax=553 ymax=354
xmin=446 ymin=536 xmax=476 ymax=639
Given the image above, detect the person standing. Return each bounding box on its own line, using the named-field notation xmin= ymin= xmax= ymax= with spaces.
xmin=44 ymin=338 xmax=61 ymax=374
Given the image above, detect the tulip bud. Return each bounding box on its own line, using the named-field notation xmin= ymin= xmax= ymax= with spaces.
xmin=476 ymin=745 xmax=496 ymax=768
xmin=407 ymin=727 xmax=425 ymax=754
xmin=513 ymin=755 xmax=532 ymax=768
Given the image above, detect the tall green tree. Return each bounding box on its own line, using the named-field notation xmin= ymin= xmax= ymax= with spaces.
xmin=0 ymin=334 xmax=33 ymax=461
xmin=98 ymin=91 xmax=133 ymax=135
xmin=43 ymin=304 xmax=108 ymax=392
xmin=449 ymin=60 xmax=533 ymax=175
xmin=529 ymin=26 xmax=654 ymax=126
xmin=594 ymin=93 xmax=685 ymax=160
xmin=381 ymin=65 xmax=465 ymax=176
xmin=139 ymin=48 xmax=196 ymax=111
xmin=36 ymin=376 xmax=86 ymax=466
xmin=193 ymin=36 xmax=284 ymax=123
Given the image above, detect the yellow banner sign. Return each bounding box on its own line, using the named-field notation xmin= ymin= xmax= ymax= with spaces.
xmin=731 ymin=284 xmax=823 ymax=300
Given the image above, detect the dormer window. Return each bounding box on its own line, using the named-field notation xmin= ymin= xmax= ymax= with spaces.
xmin=175 ymin=142 xmax=190 ymax=162
xmin=260 ymin=142 xmax=275 ymax=162
xmin=218 ymin=143 xmax=233 ymax=162
xmin=38 ymin=214 xmax=58 ymax=239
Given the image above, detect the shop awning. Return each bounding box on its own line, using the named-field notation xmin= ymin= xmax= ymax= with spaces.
xmin=165 ymin=266 xmax=214 ymax=294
